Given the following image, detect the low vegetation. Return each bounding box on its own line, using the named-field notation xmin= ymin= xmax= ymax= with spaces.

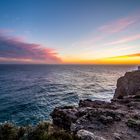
xmin=0 ymin=122 xmax=80 ymax=140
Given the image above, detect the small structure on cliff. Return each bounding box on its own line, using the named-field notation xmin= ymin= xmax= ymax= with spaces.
xmin=138 ymin=66 xmax=140 ymax=70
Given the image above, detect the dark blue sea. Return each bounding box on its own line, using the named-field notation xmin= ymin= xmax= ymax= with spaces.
xmin=0 ymin=65 xmax=137 ymax=125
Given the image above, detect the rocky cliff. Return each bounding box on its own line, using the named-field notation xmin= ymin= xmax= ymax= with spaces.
xmin=114 ymin=70 xmax=140 ymax=99
xmin=51 ymin=70 xmax=140 ymax=140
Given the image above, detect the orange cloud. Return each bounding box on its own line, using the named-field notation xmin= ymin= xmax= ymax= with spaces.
xmin=97 ymin=53 xmax=140 ymax=65
xmin=107 ymin=53 xmax=140 ymax=59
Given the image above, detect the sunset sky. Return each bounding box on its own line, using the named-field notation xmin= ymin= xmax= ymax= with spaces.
xmin=0 ymin=0 xmax=140 ymax=64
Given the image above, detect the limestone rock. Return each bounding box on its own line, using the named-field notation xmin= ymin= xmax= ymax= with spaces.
xmin=113 ymin=70 xmax=140 ymax=99
xmin=77 ymin=129 xmax=106 ymax=140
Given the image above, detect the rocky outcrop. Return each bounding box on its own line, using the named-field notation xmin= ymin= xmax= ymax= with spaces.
xmin=113 ymin=70 xmax=140 ymax=99
xmin=51 ymin=70 xmax=140 ymax=140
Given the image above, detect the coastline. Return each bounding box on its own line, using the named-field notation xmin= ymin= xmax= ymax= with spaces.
xmin=0 ymin=70 xmax=140 ymax=140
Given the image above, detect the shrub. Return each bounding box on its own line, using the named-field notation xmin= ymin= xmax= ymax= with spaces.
xmin=0 ymin=123 xmax=18 ymax=140
xmin=0 ymin=122 xmax=80 ymax=140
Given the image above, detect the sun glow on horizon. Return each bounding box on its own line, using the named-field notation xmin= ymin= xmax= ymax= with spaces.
xmin=0 ymin=0 xmax=140 ymax=65
xmin=62 ymin=53 xmax=140 ymax=65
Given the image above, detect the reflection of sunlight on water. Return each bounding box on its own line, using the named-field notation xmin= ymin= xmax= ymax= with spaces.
xmin=0 ymin=65 xmax=136 ymax=125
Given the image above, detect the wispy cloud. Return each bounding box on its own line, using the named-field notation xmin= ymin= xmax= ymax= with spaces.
xmin=99 ymin=15 xmax=139 ymax=33
xmin=72 ymin=13 xmax=140 ymax=48
xmin=104 ymin=34 xmax=140 ymax=46
xmin=70 ymin=11 xmax=140 ymax=62
xmin=0 ymin=32 xmax=62 ymax=64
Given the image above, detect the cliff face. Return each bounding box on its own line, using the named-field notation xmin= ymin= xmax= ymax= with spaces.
xmin=51 ymin=70 xmax=140 ymax=140
xmin=114 ymin=70 xmax=140 ymax=99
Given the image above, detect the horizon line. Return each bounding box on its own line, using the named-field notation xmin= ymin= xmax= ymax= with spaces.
xmin=0 ymin=63 xmax=139 ymax=66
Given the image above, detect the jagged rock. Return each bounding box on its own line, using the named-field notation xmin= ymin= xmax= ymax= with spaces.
xmin=114 ymin=71 xmax=140 ymax=99
xmin=77 ymin=129 xmax=106 ymax=140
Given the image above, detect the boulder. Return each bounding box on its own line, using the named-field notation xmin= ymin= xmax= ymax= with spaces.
xmin=77 ymin=129 xmax=106 ymax=140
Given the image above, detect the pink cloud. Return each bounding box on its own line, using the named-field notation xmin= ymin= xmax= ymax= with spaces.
xmin=99 ymin=15 xmax=139 ymax=33
xmin=104 ymin=34 xmax=140 ymax=46
xmin=0 ymin=33 xmax=62 ymax=64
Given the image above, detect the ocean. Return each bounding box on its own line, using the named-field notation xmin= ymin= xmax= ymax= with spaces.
xmin=0 ymin=64 xmax=136 ymax=125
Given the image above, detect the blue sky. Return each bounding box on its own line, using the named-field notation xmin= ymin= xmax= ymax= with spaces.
xmin=0 ymin=0 xmax=140 ymax=64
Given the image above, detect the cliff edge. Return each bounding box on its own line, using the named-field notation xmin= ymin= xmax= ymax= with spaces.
xmin=51 ymin=70 xmax=140 ymax=140
xmin=114 ymin=70 xmax=140 ymax=99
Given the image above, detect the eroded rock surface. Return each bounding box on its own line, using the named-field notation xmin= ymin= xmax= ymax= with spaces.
xmin=77 ymin=129 xmax=106 ymax=140
xmin=114 ymin=70 xmax=140 ymax=99
xmin=51 ymin=70 xmax=140 ymax=140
